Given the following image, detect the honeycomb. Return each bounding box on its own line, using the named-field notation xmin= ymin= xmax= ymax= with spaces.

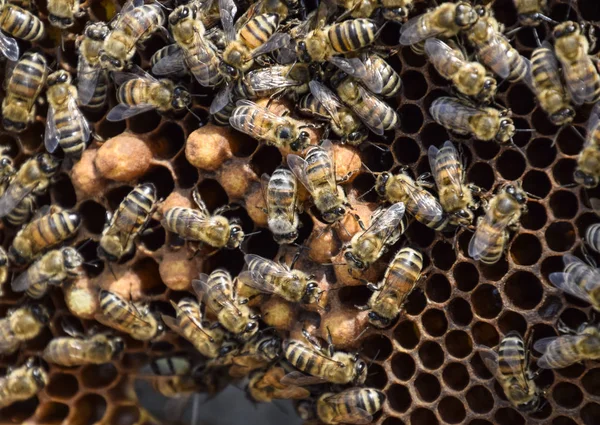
xmin=0 ymin=0 xmax=599 ymax=424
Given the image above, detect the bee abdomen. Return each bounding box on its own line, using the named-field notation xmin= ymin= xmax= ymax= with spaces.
xmin=240 ymin=13 xmax=280 ymax=49
xmin=87 ymin=71 xmax=108 ymax=110
xmin=7 ymin=52 xmax=47 ymax=100
xmin=498 ymin=332 xmax=526 ymax=375
xmin=0 ymin=5 xmax=44 ymax=41
xmin=586 ymin=223 xmax=600 ymax=253
xmin=5 ymin=195 xmax=35 ymax=226
xmin=328 ymin=19 xmax=378 ymax=53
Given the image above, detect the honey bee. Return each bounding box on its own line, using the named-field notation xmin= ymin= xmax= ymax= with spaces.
xmin=424 ymin=38 xmax=497 ymax=103
xmin=534 ymin=324 xmax=600 ymax=369
xmin=343 ymin=202 xmax=406 ymax=272
xmin=136 ymin=356 xmax=202 ymax=404
xmin=0 ymin=153 xmax=60 ymax=220
xmin=9 ymin=206 xmax=81 ymax=265
xmin=230 ymin=100 xmax=313 ymax=152
xmin=96 ymin=289 xmax=162 ymax=341
xmin=399 ymin=1 xmax=477 ymax=46
xmin=0 ymin=2 xmax=45 ymax=61
xmin=98 ymin=183 xmax=157 ymax=262
xmin=287 ymin=140 xmax=349 ymax=223
xmin=154 ymin=5 xmax=223 ymax=88
xmin=107 ymin=69 xmax=192 ymax=121
xmin=161 ymin=298 xmax=231 ymax=359
xmin=0 ymin=247 xmax=7 ymax=296
xmin=2 ymin=51 xmax=48 ymax=133
xmin=247 ymin=366 xmax=310 ymax=403
xmin=428 ymin=140 xmax=480 ymax=227
xmin=553 ymin=21 xmax=600 ymax=105
xmin=261 ymin=168 xmax=300 ymax=244
xmin=548 ymin=254 xmax=600 ymax=312
xmin=282 ymin=328 xmax=367 ymax=385
xmin=574 ymin=103 xmax=600 ymax=188
xmin=11 ymin=247 xmax=84 ymax=299
xmin=47 ymin=0 xmax=85 ymax=28
xmin=316 ymin=387 xmax=386 ymax=425
xmin=298 ymin=80 xmax=368 ymax=146
xmin=430 ymin=97 xmax=515 ymax=143
xmin=45 ymin=70 xmax=92 ymax=162
xmin=42 ymin=321 xmax=124 ymax=366
xmin=468 ymin=183 xmax=527 ymax=264
xmin=240 ymin=254 xmax=322 ymax=304
xmin=192 ymin=269 xmax=260 ymax=339
xmin=359 ymin=247 xmax=423 ymax=328
xmin=77 ymin=22 xmax=110 ymax=110
xmin=337 ymin=0 xmax=413 ymax=21
xmin=161 ymin=188 xmax=245 ymax=250
xmin=0 ymin=358 xmax=48 ymax=408
xmin=0 ymin=304 xmax=49 ymax=355
xmin=586 ymin=223 xmax=600 ymax=254
xmin=375 ymin=171 xmax=448 ymax=231
xmin=4 ymin=194 xmax=35 ymax=227
xmin=229 ymin=331 xmax=281 ymax=377
xmin=481 ymin=331 xmax=542 ymax=412
xmin=99 ymin=0 xmax=165 ymax=71
xmin=332 ymin=74 xmax=400 ymax=135
xmin=465 ymin=6 xmax=531 ymax=83
xmin=529 ymin=41 xmax=575 ymax=126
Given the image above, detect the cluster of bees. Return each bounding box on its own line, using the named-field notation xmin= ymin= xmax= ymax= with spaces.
xmin=0 ymin=0 xmax=599 ymax=421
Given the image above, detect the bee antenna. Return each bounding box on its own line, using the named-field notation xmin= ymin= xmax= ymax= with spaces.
xmin=84 ymin=260 xmax=102 ymax=268
xmin=76 ymin=238 xmax=94 ymax=252
xmin=185 ymin=105 xmax=204 ymax=124
xmin=107 ymin=262 xmax=118 ymax=280
xmin=153 ymin=0 xmax=173 ymax=11
xmin=357 ymin=186 xmax=376 ymax=201
xmin=244 ymin=230 xmax=262 ymax=238
xmin=366 ymin=142 xmax=388 ymax=152
xmin=515 ymin=129 xmax=536 ymax=132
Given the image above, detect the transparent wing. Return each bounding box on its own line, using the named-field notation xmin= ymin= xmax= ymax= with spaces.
xmin=11 ymin=270 xmax=33 ymax=292
xmin=192 ymin=273 xmax=237 ymax=312
xmin=0 ymin=32 xmax=19 ymax=62
xmin=399 ymin=13 xmax=443 ymax=45
xmin=0 ymin=182 xmax=35 ymax=218
xmin=354 ymin=86 xmax=393 ymax=135
xmin=479 ymin=350 xmax=499 ymax=377
xmin=231 ymin=99 xmax=292 ymax=133
xmin=468 ymin=199 xmax=513 ymax=260
xmin=191 ymin=273 xmax=210 ymax=299
xmin=479 ymin=34 xmax=512 ymax=79
xmin=45 ymin=106 xmax=60 ymax=153
xmin=401 ymin=179 xmax=445 ymax=221
xmin=219 ymin=0 xmax=237 ymax=42
xmin=323 ymin=391 xmax=374 ymax=425
xmin=280 ymin=371 xmax=328 ymax=386
xmin=532 ymin=336 xmax=558 ymax=355
xmin=428 ymin=141 xmax=464 ymax=194
xmin=309 ymin=80 xmax=344 ymax=128
xmin=151 ymin=48 xmax=186 ymax=76
xmin=424 ymin=37 xmax=456 ymax=61
xmin=287 ymin=154 xmax=311 ymax=191
xmin=357 ymin=202 xmax=405 ymax=247
xmin=565 ymin=56 xmax=599 ymax=105
xmin=548 ymin=271 xmax=593 ymax=304
xmin=585 ymin=102 xmax=600 ymax=141
xmin=536 ymin=335 xmax=585 ymax=369
xmin=210 ymin=85 xmax=233 ymax=115
xmin=67 ymin=97 xmax=91 ymax=143
xmin=77 ymin=62 xmax=101 ymax=105
xmin=251 ymin=33 xmax=291 ymax=59
xmin=328 ymin=56 xmax=382 ymax=93
xmin=360 ymin=55 xmax=384 ymax=94
xmin=106 ymin=103 xmax=156 ymax=121
xmin=240 ymin=254 xmax=289 ymax=294
xmin=246 ymin=66 xmax=304 ymax=92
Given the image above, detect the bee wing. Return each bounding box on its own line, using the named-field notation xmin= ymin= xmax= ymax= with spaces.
xmin=533 ymin=336 xmax=559 ymax=355
xmin=309 ymin=80 xmax=344 ymax=128
xmin=536 ymin=335 xmax=584 ymax=369
xmin=210 ymin=85 xmax=233 ymax=115
xmin=219 ymin=0 xmax=237 ymax=42
xmin=239 ymin=254 xmax=288 ymax=294
xmin=106 ymin=103 xmax=156 ymax=121
xmin=328 ymin=56 xmax=383 ymax=95
xmin=468 ymin=204 xmax=512 ymax=261
xmin=424 ymin=37 xmax=454 ymax=60
xmin=481 ymin=34 xmax=512 ymax=80
xmin=111 ymin=71 xmax=141 ymax=86
xmin=44 ymin=106 xmax=60 ymax=153
xmin=548 ymin=270 xmax=593 ymax=304
xmin=322 ymin=391 xmax=374 ymax=425
xmin=428 ymin=141 xmax=464 ymax=194
xmin=0 ymin=32 xmax=19 ymax=62
xmin=231 ymin=99 xmax=291 ymax=134
xmin=0 ymin=181 xmax=35 ymax=218
xmin=530 ymin=42 xmax=562 ymax=94
xmin=585 ymin=103 xmax=600 ymax=139
xmin=77 ymin=64 xmax=101 ymax=106
xmin=357 ymin=202 xmax=405 ymax=247
xmin=161 ymin=314 xmax=189 ymax=340
xmin=402 ymin=179 xmax=446 ymax=221
xmin=191 ymin=273 xmax=211 ymax=299
xmin=479 ymin=349 xmax=499 ymax=377
xmin=11 ymin=270 xmax=33 ymax=292
xmin=247 ymin=67 xmax=303 ymax=91
xmin=280 ymin=371 xmax=328 ymax=386
xmin=192 ymin=274 xmax=237 ymax=312
xmin=565 ymin=56 xmax=599 ymax=105
xmin=251 ymin=33 xmax=291 ymax=59
xmin=399 ymin=13 xmax=444 ymax=46
xmin=119 ymin=0 xmax=143 ymax=15
xmin=67 ymin=97 xmax=91 ymax=143
xmin=354 ymin=86 xmax=394 ymax=135
xmin=287 ymin=154 xmax=312 ymax=191
xmin=151 ymin=47 xmax=186 ymax=76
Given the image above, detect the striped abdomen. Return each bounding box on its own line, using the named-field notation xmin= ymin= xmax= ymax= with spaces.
xmin=563 ymin=260 xmax=598 ymax=293
xmin=163 ymin=207 xmax=204 ymax=240
xmin=185 ymin=37 xmax=223 ymax=87
xmin=213 ymin=101 xmax=235 ymax=125
xmin=565 ymin=54 xmax=600 ymax=105
xmin=531 ymin=46 xmax=561 ymax=93
xmin=230 ymin=105 xmax=275 ymax=140
xmin=298 ymin=94 xmax=330 ymax=119
xmin=175 ymin=299 xmax=220 ymax=357
xmin=99 ymin=290 xmax=145 ymax=328
xmin=5 ymin=194 xmax=34 ymax=226
xmin=497 ymin=332 xmax=526 ymax=378
xmin=540 ymin=337 xmax=583 ymax=369
xmin=117 ymin=79 xmax=154 ymax=106
xmin=6 ymin=52 xmax=47 ymax=106
xmin=86 ymin=70 xmax=108 ymax=110
xmin=26 ymin=210 xmax=80 ymax=255
xmin=430 ymin=97 xmax=474 ymax=136
xmin=353 ymin=92 xmax=398 ymax=131
xmin=327 ymin=19 xmax=378 ymax=53
xmin=206 ymin=269 xmax=234 ymax=313
xmin=305 ymin=146 xmax=335 ymax=189
xmin=471 ymin=226 xmax=506 ymax=264
xmin=586 ymin=223 xmax=600 ymax=253
xmin=267 ymin=168 xmax=296 ymax=216
xmin=373 ymin=57 xmax=402 ymax=97
xmin=113 ymin=183 xmax=156 ymax=235
xmin=52 ymin=102 xmax=88 ymax=158
xmin=42 ymin=337 xmax=89 ymax=366
xmin=0 ymin=4 xmax=44 ymax=40
xmin=239 ymin=13 xmax=279 ymax=49
xmin=319 ymin=389 xmax=384 ymax=424
xmin=116 ymin=4 xmax=164 ymax=42
xmin=284 ymin=339 xmax=330 ymax=377
xmin=0 ymin=319 xmax=18 ymax=354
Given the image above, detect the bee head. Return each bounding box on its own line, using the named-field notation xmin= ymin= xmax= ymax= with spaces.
xmin=554 ymin=21 xmax=579 ymax=39
xmin=62 ymin=247 xmax=84 ymax=270
xmin=37 ymin=153 xmax=60 ymax=175
xmin=172 ymin=86 xmax=192 ymax=110
xmin=323 ymin=206 xmax=346 ymax=223
xmin=258 ymin=335 xmax=282 ymax=361
xmin=550 ymin=107 xmax=575 ymax=126
xmin=344 ymin=250 xmax=366 ymax=271
xmin=480 ymin=77 xmax=497 ymax=100
xmin=227 ymin=223 xmax=244 ymax=249
xmin=219 ymin=340 xmax=238 ymax=357
xmin=291 ymin=131 xmax=311 ymax=151
xmin=382 ymin=7 xmax=408 ymax=21
xmin=353 ymin=356 xmax=367 ymax=384
xmin=295 ymin=41 xmax=311 ymax=63
xmin=2 ymin=117 xmax=26 ymax=133
xmin=48 ymin=70 xmax=71 ymax=86
xmin=303 ymin=280 xmax=321 ymax=304
xmin=368 ymin=311 xmax=391 ymax=328
xmin=455 ymin=2 xmax=477 ymax=27
xmin=574 ymin=169 xmax=599 ymax=188
xmin=31 ymin=367 xmax=48 ymax=389
xmin=0 ymin=156 xmax=12 ymax=170
xmin=505 ymin=184 xmax=527 ymax=204
xmin=375 ymin=173 xmax=390 ymax=197
xmin=273 ymin=231 xmax=298 ymax=244
xmin=496 ymin=118 xmax=516 ymax=143
xmin=346 ymin=128 xmax=368 ymax=145
xmin=453 ymin=208 xmax=474 ymax=226
xmin=244 ymin=320 xmax=259 ymax=337
xmin=111 ymin=337 xmax=125 ymax=358
xmin=85 ymin=22 xmax=110 ymax=40
xmin=220 ymin=62 xmax=239 ymax=79
xmin=49 ymin=14 xmax=74 ymax=29
xmin=100 ymin=53 xmax=124 ymax=71
xmin=30 ymin=305 xmax=50 ymax=325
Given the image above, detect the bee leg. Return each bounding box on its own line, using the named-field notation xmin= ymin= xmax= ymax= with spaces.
xmin=214 ymin=203 xmax=240 ymax=216
xmin=416 ymin=172 xmax=434 ymax=188
xmin=325 ymin=327 xmax=336 ymax=358
xmin=301 ymin=328 xmax=325 ymax=353
xmin=556 ymin=319 xmax=577 ymax=335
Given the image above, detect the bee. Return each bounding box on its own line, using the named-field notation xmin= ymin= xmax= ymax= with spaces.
xmin=9 ymin=206 xmax=81 ymax=265
xmin=47 ymin=0 xmax=85 ymax=28
xmin=155 ymin=5 xmax=223 ymax=88
xmin=150 ymin=44 xmax=187 ymax=78
xmin=11 ymin=247 xmax=84 ymax=299
xmin=261 ymin=168 xmax=300 ymax=244
xmin=428 ymin=140 xmax=480 ymax=227
xmin=337 ymin=0 xmax=413 ymax=21
xmin=229 ymin=332 xmax=282 ymax=377
xmin=76 ymin=22 xmax=110 ymax=110
xmin=107 ymin=69 xmax=192 ymax=121
xmin=161 ymin=298 xmax=231 ymax=359
xmin=0 ymin=148 xmax=15 ymax=185
xmin=98 ymin=183 xmax=157 ymax=262
xmin=287 ymin=140 xmax=349 ymax=223
xmin=465 ymin=6 xmax=530 ymax=83
xmin=586 ymin=223 xmax=600 ymax=254
xmin=574 ymin=102 xmax=600 ymax=188
xmin=512 ymin=0 xmax=551 ymax=27
xmin=553 ymin=21 xmax=600 ymax=105
xmin=282 ymin=328 xmax=367 ymax=385
xmin=136 ymin=356 xmax=202 ymax=404
xmin=161 ymin=188 xmax=245 ymax=250
xmin=298 ymin=81 xmax=368 ymax=146
xmin=359 ymin=247 xmax=423 ymax=328
xmin=4 ymin=193 xmax=35 ymax=226
xmin=229 ymin=100 xmax=313 ymax=152
xmin=192 ymin=269 xmax=260 ymax=339
xmin=548 ymin=254 xmax=600 ymax=312
xmin=316 ymin=388 xmax=386 ymax=425
xmin=343 ymin=202 xmax=406 ymax=272
xmin=0 ymin=2 xmax=45 ymax=61
xmin=332 ymin=74 xmax=400 ymax=135
xmin=481 ymin=331 xmax=542 ymax=412
xmin=42 ymin=321 xmax=124 ymax=366
xmin=96 ymin=289 xmax=162 ymax=341
xmin=247 ymin=366 xmax=310 ymax=403
xmin=534 ymin=324 xmax=600 ymax=369
xmin=240 ymin=254 xmax=322 ymax=304
xmin=0 ymin=153 xmax=60 ymax=220
xmin=2 ymin=51 xmax=48 ymax=133
xmin=99 ymin=0 xmax=165 ymax=71
xmin=0 ymin=358 xmax=48 ymax=408
xmin=0 ymin=247 xmax=7 ymax=296
xmin=374 ymin=171 xmax=448 ymax=231
xmin=0 ymin=304 xmax=49 ymax=355
xmin=424 ymin=38 xmax=497 ymax=103
xmin=468 ymin=183 xmax=527 ymax=264
xmin=399 ymin=1 xmax=477 ymax=46
xmin=529 ymin=41 xmax=575 ymax=126
xmin=430 ymin=97 xmax=516 ymax=143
